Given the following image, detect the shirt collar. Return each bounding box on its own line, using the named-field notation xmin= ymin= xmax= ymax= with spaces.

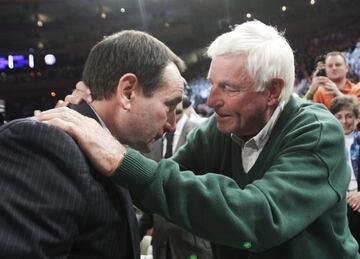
xmin=175 ymin=113 xmax=188 ymax=136
xmin=88 ymin=104 xmax=111 ymax=133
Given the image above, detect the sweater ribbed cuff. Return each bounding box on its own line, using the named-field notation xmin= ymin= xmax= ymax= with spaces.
xmin=110 ymin=148 xmax=158 ymax=191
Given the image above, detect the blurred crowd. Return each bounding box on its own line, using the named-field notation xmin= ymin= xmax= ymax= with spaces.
xmin=1 ymin=25 xmax=360 ymax=121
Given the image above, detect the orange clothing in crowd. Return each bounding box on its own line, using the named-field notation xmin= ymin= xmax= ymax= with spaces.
xmin=313 ymin=79 xmax=360 ymax=109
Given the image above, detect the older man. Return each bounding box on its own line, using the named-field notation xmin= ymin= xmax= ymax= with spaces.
xmin=36 ymin=21 xmax=360 ymax=258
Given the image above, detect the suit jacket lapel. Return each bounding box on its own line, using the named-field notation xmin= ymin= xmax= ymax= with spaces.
xmin=69 ymin=102 xmax=101 ymax=124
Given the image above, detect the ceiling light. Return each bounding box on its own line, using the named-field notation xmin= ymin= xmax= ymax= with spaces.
xmin=37 ymin=41 xmax=44 ymax=49
xmin=281 ymin=6 xmax=287 ymax=12
xmin=29 ymin=54 xmax=34 ymax=68
xmin=120 ymin=8 xmax=126 ymax=13
xmin=246 ymin=13 xmax=252 ymax=18
xmin=8 ymin=55 xmax=14 ymax=69
xmin=44 ymin=54 xmax=56 ymax=65
xmin=37 ymin=20 xmax=43 ymax=27
xmin=310 ymin=0 xmax=316 ymax=5
xmin=101 ymin=12 xmax=107 ymax=19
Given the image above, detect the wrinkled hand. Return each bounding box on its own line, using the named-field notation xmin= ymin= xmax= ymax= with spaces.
xmin=347 ymin=191 xmax=360 ymax=212
xmin=55 ymin=81 xmax=93 ymax=108
xmin=33 ymin=107 xmax=126 ymax=176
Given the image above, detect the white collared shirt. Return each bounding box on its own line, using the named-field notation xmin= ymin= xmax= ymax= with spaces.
xmin=162 ymin=114 xmax=188 ymax=157
xmin=231 ymin=102 xmax=285 ymax=173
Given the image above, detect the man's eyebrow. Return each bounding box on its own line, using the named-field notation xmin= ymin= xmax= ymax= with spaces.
xmin=166 ymin=96 xmax=182 ymax=106
xmin=218 ymin=80 xmax=239 ymax=89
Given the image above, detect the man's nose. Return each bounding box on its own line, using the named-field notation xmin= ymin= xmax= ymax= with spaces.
xmin=207 ymin=86 xmax=223 ymax=108
xmin=164 ymin=112 xmax=176 ymax=133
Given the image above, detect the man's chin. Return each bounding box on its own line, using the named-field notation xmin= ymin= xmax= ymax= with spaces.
xmin=216 ymin=122 xmax=232 ymax=134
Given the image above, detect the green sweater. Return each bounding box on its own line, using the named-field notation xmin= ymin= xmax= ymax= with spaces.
xmin=112 ymin=96 xmax=360 ymax=258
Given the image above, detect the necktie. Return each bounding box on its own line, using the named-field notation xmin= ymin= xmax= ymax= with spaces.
xmin=164 ymin=133 xmax=174 ymax=158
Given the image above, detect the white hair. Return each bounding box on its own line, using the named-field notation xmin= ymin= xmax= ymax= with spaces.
xmin=207 ymin=20 xmax=295 ymax=104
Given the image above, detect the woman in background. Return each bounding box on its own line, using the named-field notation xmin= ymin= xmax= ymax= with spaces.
xmin=331 ymin=95 xmax=360 ymax=250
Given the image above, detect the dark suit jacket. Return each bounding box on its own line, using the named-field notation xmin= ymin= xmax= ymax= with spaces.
xmin=0 ymin=102 xmax=139 ymax=259
xmin=141 ymin=116 xmax=212 ymax=259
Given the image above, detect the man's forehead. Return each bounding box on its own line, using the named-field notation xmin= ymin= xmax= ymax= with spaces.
xmin=156 ymin=80 xmax=184 ymax=100
xmin=326 ymin=55 xmax=346 ymax=64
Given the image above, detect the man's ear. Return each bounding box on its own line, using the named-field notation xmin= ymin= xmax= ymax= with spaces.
xmin=115 ymin=73 xmax=139 ymax=111
xmin=267 ymin=78 xmax=284 ymax=106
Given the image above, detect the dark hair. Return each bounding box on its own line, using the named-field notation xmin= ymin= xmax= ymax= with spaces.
xmin=330 ymin=95 xmax=359 ymax=118
xmin=182 ymin=95 xmax=192 ymax=109
xmin=0 ymin=113 xmax=4 ymax=126
xmin=314 ymin=54 xmax=326 ymax=65
xmin=82 ymin=30 xmax=186 ymax=100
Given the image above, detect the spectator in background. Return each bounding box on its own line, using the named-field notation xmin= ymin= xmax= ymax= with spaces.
xmin=311 ymin=51 xmax=360 ymax=109
xmin=36 ymin=20 xmax=360 ymax=258
xmin=182 ymin=78 xmax=209 ymax=123
xmin=330 ymin=95 xmax=360 ymax=251
xmin=348 ymin=42 xmax=360 ymax=82
xmin=302 ymin=54 xmax=326 ymax=99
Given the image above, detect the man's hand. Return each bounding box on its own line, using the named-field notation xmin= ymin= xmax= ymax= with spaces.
xmin=304 ymin=76 xmax=324 ymax=100
xmin=55 ymin=81 xmax=93 ymax=108
xmin=348 ymin=191 xmax=360 ymax=212
xmin=304 ymin=76 xmax=342 ymax=100
xmin=322 ymin=78 xmax=342 ymax=97
xmin=33 ymin=107 xmax=125 ymax=176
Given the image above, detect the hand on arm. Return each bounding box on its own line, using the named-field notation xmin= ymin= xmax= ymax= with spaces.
xmin=34 ymin=107 xmax=125 ymax=176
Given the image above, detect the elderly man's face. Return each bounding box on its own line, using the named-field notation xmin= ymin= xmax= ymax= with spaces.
xmin=207 ymin=54 xmax=270 ymax=138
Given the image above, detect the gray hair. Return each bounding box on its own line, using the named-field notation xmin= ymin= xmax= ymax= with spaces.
xmin=207 ymin=20 xmax=295 ymax=104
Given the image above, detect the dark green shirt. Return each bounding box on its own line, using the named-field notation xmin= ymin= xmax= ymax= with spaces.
xmin=112 ymin=96 xmax=360 ymax=258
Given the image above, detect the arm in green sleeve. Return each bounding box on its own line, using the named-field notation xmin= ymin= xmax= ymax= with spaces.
xmin=110 ymin=112 xmax=348 ymax=252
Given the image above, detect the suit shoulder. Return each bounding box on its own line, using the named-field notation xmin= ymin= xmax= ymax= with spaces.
xmin=0 ymin=118 xmax=82 ymax=156
xmin=1 ymin=118 xmax=75 ymax=141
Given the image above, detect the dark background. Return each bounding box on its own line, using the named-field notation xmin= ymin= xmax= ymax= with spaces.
xmin=0 ymin=0 xmax=359 ymax=120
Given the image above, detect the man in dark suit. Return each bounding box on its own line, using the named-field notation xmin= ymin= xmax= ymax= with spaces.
xmin=0 ymin=30 xmax=185 ymax=258
xmin=140 ymin=99 xmax=212 ymax=259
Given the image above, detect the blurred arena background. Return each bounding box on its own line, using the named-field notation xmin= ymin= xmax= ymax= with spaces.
xmin=0 ymin=0 xmax=359 ymax=120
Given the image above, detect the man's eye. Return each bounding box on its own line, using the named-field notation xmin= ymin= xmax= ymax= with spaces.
xmin=224 ymin=85 xmax=239 ymax=92
xmin=167 ymin=104 xmax=176 ymax=112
